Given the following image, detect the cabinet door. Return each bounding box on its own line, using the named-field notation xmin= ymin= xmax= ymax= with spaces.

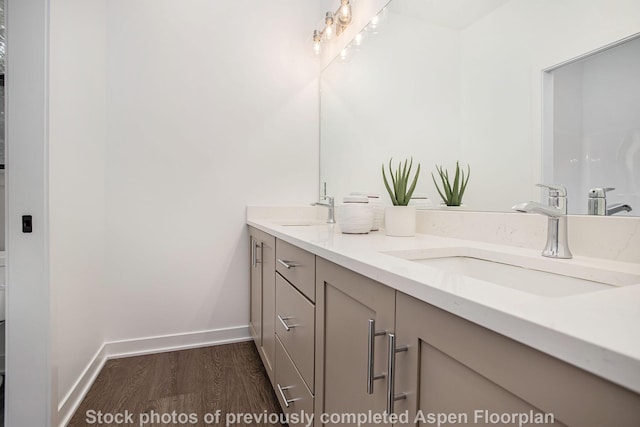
xmin=394 ymin=292 xmax=640 ymax=426
xmin=249 ymin=234 xmax=262 ymax=345
xmin=261 ymin=235 xmax=276 ymax=383
xmin=315 ymin=258 xmax=395 ymax=427
xmin=249 ymin=227 xmax=276 ymax=385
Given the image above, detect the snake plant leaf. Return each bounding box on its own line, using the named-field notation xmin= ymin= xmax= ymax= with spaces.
xmin=382 ymin=157 xmax=421 ymax=206
xmin=382 ymin=164 xmax=398 ymax=205
xmin=389 ymin=158 xmax=397 ymax=194
xmin=451 ymin=162 xmax=461 ymax=205
xmin=395 ymin=168 xmax=401 ymax=203
xmin=406 ymin=163 xmax=421 ymax=201
xmin=441 ymin=167 xmax=452 ymax=202
xmin=432 ymin=172 xmax=448 ymax=203
xmin=398 ymin=158 xmax=410 ymax=205
xmin=432 ymin=162 xmax=471 ymax=206
xmin=460 ymin=164 xmax=471 ymax=200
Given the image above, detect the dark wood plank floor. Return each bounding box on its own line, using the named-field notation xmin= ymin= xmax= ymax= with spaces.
xmin=68 ymin=341 xmax=284 ymax=426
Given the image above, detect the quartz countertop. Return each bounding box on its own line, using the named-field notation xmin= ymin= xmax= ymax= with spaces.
xmin=247 ymin=217 xmax=640 ymax=394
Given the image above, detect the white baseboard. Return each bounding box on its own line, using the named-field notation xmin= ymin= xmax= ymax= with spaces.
xmin=58 ymin=344 xmax=108 ymax=427
xmin=105 ymin=325 xmax=252 ymax=359
xmin=58 ymin=325 xmax=251 ymax=427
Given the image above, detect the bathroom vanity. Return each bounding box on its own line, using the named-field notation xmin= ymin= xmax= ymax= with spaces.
xmin=248 ymin=211 xmax=640 ymax=426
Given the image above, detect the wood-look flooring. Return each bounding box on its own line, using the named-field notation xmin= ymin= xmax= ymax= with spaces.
xmin=68 ymin=341 xmax=284 ymax=426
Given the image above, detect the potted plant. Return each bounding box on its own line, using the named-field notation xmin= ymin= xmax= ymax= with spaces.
xmin=382 ymin=157 xmax=420 ymax=236
xmin=432 ymin=161 xmax=470 ymax=207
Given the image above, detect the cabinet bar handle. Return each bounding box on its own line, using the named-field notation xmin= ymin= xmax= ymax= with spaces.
xmin=386 ymin=333 xmax=407 ymax=414
xmin=367 ymin=319 xmax=386 ymax=394
xmin=276 ymin=384 xmax=297 ymax=408
xmin=277 ymin=259 xmax=297 ymax=269
xmin=251 ymin=239 xmax=256 ymax=267
xmin=252 ymin=239 xmax=262 ymax=267
xmin=277 ymin=314 xmax=295 ymax=331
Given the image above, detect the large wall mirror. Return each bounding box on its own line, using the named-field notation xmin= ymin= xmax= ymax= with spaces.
xmin=320 ymin=0 xmax=640 ymax=216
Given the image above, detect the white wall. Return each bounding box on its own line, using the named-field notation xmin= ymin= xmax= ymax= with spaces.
xmin=104 ymin=1 xmax=321 ymax=345
xmin=49 ymin=0 xmax=107 ymax=421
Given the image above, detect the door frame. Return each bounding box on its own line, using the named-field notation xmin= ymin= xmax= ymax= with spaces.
xmin=5 ymin=0 xmax=53 ymax=424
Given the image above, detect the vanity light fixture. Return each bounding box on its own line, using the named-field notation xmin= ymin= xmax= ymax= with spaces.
xmin=313 ymin=0 xmax=353 ymax=55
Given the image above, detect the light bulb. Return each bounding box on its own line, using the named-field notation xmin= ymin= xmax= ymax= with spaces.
xmin=338 ymin=0 xmax=352 ymax=26
xmin=324 ymin=26 xmax=333 ymax=40
xmin=354 ymin=32 xmax=364 ymax=46
xmin=313 ymin=30 xmax=321 ymax=55
xmin=324 ymin=12 xmax=334 ymax=40
xmin=370 ymin=15 xmax=379 ymax=29
xmin=340 ymin=48 xmax=348 ymax=60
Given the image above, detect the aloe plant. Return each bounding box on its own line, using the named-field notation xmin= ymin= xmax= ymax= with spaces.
xmin=382 ymin=157 xmax=421 ymax=206
xmin=432 ymin=162 xmax=470 ymax=206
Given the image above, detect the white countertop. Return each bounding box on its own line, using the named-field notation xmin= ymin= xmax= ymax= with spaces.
xmin=248 ymin=218 xmax=640 ymax=394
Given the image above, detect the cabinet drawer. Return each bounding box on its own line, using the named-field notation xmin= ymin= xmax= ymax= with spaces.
xmin=275 ymin=336 xmax=314 ymax=427
xmin=276 ymin=239 xmax=315 ymax=301
xmin=276 ymin=275 xmax=315 ymax=391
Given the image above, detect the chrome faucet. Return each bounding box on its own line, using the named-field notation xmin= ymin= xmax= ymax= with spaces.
xmin=588 ymin=187 xmax=633 ymax=216
xmin=313 ymin=195 xmax=336 ymax=224
xmin=607 ymin=203 xmax=633 ymax=215
xmin=313 ymin=183 xmax=336 ymax=224
xmin=512 ymin=184 xmax=572 ymax=259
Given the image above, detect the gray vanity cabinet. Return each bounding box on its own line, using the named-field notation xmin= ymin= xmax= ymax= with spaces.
xmin=393 ymin=291 xmax=640 ymax=427
xmin=249 ymin=226 xmax=276 ymax=385
xmin=249 ymin=229 xmax=640 ymax=426
xmin=315 ymin=257 xmax=395 ymax=427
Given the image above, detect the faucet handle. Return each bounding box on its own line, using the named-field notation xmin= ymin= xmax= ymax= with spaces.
xmin=589 ymin=187 xmax=615 ymax=198
xmin=536 ymin=183 xmax=567 ymax=197
xmin=321 ymin=194 xmax=335 ymax=205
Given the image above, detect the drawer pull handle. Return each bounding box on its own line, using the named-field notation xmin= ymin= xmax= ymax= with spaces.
xmin=386 ymin=333 xmax=407 ymax=414
xmin=367 ymin=319 xmax=387 ymax=394
xmin=277 ymin=384 xmax=298 ymax=408
xmin=278 ymin=314 xmax=295 ymax=331
xmin=277 ymin=259 xmax=297 ymax=269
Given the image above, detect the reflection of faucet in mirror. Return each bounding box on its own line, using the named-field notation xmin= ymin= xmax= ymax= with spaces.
xmin=588 ymin=187 xmax=633 ymax=216
xmin=512 ymin=184 xmax=572 ymax=259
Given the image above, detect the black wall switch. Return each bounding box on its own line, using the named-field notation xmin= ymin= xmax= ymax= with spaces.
xmin=22 ymin=215 xmax=33 ymax=233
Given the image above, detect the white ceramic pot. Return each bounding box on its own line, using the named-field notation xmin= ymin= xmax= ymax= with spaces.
xmin=367 ymin=195 xmax=385 ymax=231
xmin=337 ymin=196 xmax=374 ymax=234
xmin=384 ymin=205 xmax=416 ymax=237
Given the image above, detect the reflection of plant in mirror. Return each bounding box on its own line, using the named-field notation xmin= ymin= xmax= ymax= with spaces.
xmin=432 ymin=162 xmax=470 ymax=206
xmin=382 ymin=157 xmax=421 ymax=206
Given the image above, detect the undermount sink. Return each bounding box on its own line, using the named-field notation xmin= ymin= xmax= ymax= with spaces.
xmin=386 ymin=247 xmax=640 ymax=298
